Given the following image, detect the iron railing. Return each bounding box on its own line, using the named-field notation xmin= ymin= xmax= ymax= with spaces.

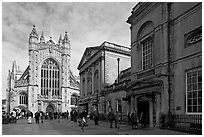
xmin=160 ymin=114 xmax=202 ymax=135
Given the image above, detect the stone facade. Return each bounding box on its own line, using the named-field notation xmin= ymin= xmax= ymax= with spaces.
xmin=6 ymin=26 xmax=80 ymax=114
xmin=77 ymin=41 xmax=131 ymax=114
xmin=127 ymin=2 xmax=202 ymax=127
xmin=103 ymin=67 xmax=131 ymax=121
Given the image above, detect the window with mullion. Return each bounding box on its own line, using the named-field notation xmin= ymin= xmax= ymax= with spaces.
xmin=186 ymin=67 xmax=202 ymax=114
xmin=41 ymin=59 xmax=60 ymax=97
xmin=142 ymin=38 xmax=153 ymax=70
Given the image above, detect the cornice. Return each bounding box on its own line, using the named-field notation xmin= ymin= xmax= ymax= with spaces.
xmin=127 ymin=2 xmax=161 ymax=25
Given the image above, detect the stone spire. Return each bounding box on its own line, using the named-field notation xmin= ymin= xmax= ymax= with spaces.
xmin=40 ymin=31 xmax=45 ymax=43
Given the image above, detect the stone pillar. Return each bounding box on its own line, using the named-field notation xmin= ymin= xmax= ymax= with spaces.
xmin=156 ymin=94 xmax=161 ymax=127
xmin=149 ymin=99 xmax=153 ymax=128
xmin=131 ymin=96 xmax=134 ymax=112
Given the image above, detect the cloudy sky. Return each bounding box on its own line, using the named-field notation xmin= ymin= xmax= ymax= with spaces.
xmin=2 ymin=2 xmax=136 ymax=98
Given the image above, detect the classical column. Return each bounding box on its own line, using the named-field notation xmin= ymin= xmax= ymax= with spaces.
xmin=155 ymin=94 xmax=161 ymax=127
xmin=149 ymin=99 xmax=153 ymax=128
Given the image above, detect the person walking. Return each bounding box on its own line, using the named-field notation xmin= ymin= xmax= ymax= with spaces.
xmin=131 ymin=110 xmax=138 ymax=129
xmin=73 ymin=109 xmax=78 ymax=122
xmin=12 ymin=110 xmax=17 ymax=123
xmin=40 ymin=112 xmax=44 ymax=123
xmin=108 ymin=108 xmax=115 ymax=128
xmin=93 ymin=108 xmax=99 ymax=125
xmin=82 ymin=109 xmax=88 ymax=126
xmin=115 ymin=111 xmax=120 ymax=129
xmin=34 ymin=111 xmax=40 ymax=124
xmin=27 ymin=111 xmax=33 ymax=124
xmin=66 ymin=110 xmax=69 ymax=119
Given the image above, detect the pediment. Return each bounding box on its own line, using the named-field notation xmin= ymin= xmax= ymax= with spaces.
xmin=77 ymin=46 xmax=100 ymax=70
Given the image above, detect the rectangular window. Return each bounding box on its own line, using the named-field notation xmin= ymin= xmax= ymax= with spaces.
xmin=142 ymin=38 xmax=153 ymax=70
xmin=186 ymin=67 xmax=202 ymax=114
xmin=116 ymin=99 xmax=122 ymax=113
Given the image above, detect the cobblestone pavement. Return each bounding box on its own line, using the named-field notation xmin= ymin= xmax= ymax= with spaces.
xmin=2 ymin=118 xmax=191 ymax=135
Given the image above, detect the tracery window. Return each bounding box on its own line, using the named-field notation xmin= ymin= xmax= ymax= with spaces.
xmin=19 ymin=92 xmax=28 ymax=105
xmin=41 ymin=58 xmax=60 ymax=96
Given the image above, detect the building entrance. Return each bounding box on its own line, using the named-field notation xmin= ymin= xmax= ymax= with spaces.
xmin=138 ymin=99 xmax=150 ymax=127
xmin=46 ymin=105 xmax=54 ymax=113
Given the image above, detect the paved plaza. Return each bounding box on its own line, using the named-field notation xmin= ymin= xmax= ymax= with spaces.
xmin=2 ymin=118 xmax=191 ymax=135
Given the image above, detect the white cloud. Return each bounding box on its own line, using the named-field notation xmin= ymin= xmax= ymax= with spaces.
xmin=2 ymin=2 xmax=136 ymax=98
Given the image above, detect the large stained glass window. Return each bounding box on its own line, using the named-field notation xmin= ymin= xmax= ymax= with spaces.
xmin=41 ymin=58 xmax=60 ymax=96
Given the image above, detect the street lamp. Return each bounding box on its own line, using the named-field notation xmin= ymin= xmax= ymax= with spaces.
xmin=117 ymin=58 xmax=120 ymax=83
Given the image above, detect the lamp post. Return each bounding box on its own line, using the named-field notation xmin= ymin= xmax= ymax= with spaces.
xmin=117 ymin=58 xmax=120 ymax=83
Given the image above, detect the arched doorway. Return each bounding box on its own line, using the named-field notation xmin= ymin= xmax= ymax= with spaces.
xmin=46 ymin=105 xmax=54 ymax=113
xmin=137 ymin=96 xmax=150 ymax=127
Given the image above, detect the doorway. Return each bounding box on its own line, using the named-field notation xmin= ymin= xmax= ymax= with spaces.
xmin=46 ymin=105 xmax=54 ymax=113
xmin=138 ymin=99 xmax=150 ymax=127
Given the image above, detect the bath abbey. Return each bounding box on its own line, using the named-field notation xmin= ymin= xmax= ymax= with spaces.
xmin=6 ymin=25 xmax=80 ymax=114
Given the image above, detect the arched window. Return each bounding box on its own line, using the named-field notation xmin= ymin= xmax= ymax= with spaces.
xmin=41 ymin=58 xmax=60 ymax=97
xmin=19 ymin=92 xmax=28 ymax=105
xmin=137 ymin=21 xmax=154 ymax=70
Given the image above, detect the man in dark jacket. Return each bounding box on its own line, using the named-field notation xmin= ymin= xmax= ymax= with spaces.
xmin=35 ymin=111 xmax=40 ymax=124
xmin=131 ymin=110 xmax=138 ymax=129
xmin=108 ymin=108 xmax=115 ymax=128
xmin=93 ymin=108 xmax=99 ymax=125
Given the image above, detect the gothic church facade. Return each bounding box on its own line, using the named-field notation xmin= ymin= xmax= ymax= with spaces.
xmin=6 ymin=25 xmax=80 ymax=114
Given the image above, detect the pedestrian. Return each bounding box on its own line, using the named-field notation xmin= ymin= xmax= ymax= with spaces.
xmin=128 ymin=112 xmax=131 ymax=123
xmin=27 ymin=111 xmax=33 ymax=124
xmin=12 ymin=110 xmax=17 ymax=123
xmin=139 ymin=112 xmax=144 ymax=128
xmin=93 ymin=108 xmax=99 ymax=125
xmin=115 ymin=111 xmax=120 ymax=129
xmin=40 ymin=112 xmax=44 ymax=123
xmin=82 ymin=109 xmax=88 ymax=126
xmin=66 ymin=110 xmax=69 ymax=119
xmin=73 ymin=109 xmax=78 ymax=122
xmin=35 ymin=111 xmax=40 ymax=124
xmin=131 ymin=110 xmax=138 ymax=129
xmin=77 ymin=111 xmax=86 ymax=132
xmin=108 ymin=108 xmax=115 ymax=128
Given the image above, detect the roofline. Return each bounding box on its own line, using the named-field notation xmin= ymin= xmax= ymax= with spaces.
xmin=77 ymin=41 xmax=130 ymax=70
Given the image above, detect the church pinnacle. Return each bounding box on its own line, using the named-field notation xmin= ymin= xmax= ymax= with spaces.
xmin=30 ymin=25 xmax=38 ymax=37
xmin=58 ymin=34 xmax=63 ymax=45
xmin=63 ymin=31 xmax=70 ymax=43
xmin=40 ymin=31 xmax=45 ymax=43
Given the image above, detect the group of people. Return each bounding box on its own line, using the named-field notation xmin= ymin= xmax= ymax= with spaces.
xmin=107 ymin=108 xmax=120 ymax=129
xmin=2 ymin=109 xmax=18 ymax=124
xmin=129 ymin=110 xmax=146 ymax=129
